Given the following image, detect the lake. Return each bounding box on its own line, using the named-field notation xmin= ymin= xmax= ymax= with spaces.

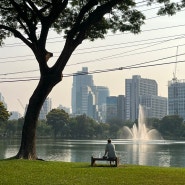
xmin=1 ymin=139 xmax=185 ymax=167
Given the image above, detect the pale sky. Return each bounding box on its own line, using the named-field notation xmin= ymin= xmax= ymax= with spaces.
xmin=0 ymin=3 xmax=185 ymax=115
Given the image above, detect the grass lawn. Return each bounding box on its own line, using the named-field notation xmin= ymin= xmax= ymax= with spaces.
xmin=1 ymin=159 xmax=185 ymax=185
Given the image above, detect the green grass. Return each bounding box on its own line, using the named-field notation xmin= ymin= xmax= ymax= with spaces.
xmin=1 ymin=160 xmax=185 ymax=185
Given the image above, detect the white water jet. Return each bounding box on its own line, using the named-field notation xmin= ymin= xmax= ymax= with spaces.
xmin=121 ymin=105 xmax=163 ymax=140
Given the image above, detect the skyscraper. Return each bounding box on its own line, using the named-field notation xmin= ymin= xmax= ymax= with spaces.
xmin=168 ymin=79 xmax=185 ymax=120
xmin=125 ymin=75 xmax=159 ymax=121
xmin=71 ymin=67 xmax=94 ymax=115
xmin=96 ymin=86 xmax=109 ymax=122
xmin=106 ymin=96 xmax=118 ymax=121
xmin=117 ymin=95 xmax=126 ymax=121
xmin=140 ymin=95 xmax=167 ymax=119
xmin=71 ymin=67 xmax=110 ymax=121
xmin=96 ymin=86 xmax=110 ymax=107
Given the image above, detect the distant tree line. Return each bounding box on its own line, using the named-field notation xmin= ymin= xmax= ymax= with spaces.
xmin=1 ymin=103 xmax=185 ymax=140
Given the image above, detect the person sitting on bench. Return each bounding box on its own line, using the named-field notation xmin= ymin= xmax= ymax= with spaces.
xmin=103 ymin=138 xmax=117 ymax=164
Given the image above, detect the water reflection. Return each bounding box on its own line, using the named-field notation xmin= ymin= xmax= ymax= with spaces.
xmin=1 ymin=139 xmax=185 ymax=167
xmin=117 ymin=143 xmax=171 ymax=167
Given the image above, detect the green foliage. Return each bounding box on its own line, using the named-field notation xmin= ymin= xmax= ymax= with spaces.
xmin=159 ymin=115 xmax=184 ymax=138
xmin=37 ymin=120 xmax=51 ymax=137
xmin=1 ymin=0 xmax=182 ymax=47
xmin=46 ymin=109 xmax=69 ymax=137
xmin=1 ymin=112 xmax=185 ymax=139
xmin=0 ymin=102 xmax=10 ymax=123
xmin=0 ymin=102 xmax=10 ymax=135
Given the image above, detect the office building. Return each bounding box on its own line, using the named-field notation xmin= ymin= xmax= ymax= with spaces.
xmin=71 ymin=67 xmax=109 ymax=121
xmin=125 ymin=75 xmax=167 ymax=121
xmin=117 ymin=95 xmax=126 ymax=121
xmin=106 ymin=96 xmax=118 ymax=121
xmin=168 ymin=79 xmax=185 ymax=120
xmin=72 ymin=67 xmax=94 ymax=115
xmin=140 ymin=95 xmax=167 ymax=119
xmin=96 ymin=86 xmax=109 ymax=122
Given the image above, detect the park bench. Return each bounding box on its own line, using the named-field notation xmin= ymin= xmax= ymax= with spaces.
xmin=91 ymin=156 xmax=119 ymax=167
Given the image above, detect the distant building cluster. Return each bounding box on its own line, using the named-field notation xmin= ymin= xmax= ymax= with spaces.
xmin=2 ymin=67 xmax=185 ymax=122
xmin=71 ymin=67 xmax=109 ymax=122
xmin=72 ymin=68 xmax=168 ymax=122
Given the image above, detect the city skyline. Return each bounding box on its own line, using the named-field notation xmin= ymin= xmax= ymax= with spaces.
xmin=1 ymin=72 xmax=169 ymax=118
xmin=0 ymin=5 xmax=185 ymax=115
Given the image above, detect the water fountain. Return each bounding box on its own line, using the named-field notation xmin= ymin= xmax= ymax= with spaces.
xmin=120 ymin=105 xmax=163 ymax=140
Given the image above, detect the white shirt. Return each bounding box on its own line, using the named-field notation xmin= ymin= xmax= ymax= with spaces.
xmin=105 ymin=143 xmax=116 ymax=158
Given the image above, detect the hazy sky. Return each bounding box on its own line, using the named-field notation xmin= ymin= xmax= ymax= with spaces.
xmin=1 ymin=3 xmax=185 ymax=115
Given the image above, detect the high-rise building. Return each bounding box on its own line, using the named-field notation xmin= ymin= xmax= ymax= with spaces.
xmin=168 ymin=79 xmax=185 ymax=120
xmin=72 ymin=67 xmax=94 ymax=115
xmin=39 ymin=97 xmax=52 ymax=120
xmin=96 ymin=86 xmax=109 ymax=122
xmin=117 ymin=95 xmax=126 ymax=121
xmin=106 ymin=96 xmax=118 ymax=122
xmin=71 ymin=67 xmax=109 ymax=121
xmin=96 ymin=86 xmax=110 ymax=107
xmin=125 ymin=75 xmax=166 ymax=121
xmin=140 ymin=95 xmax=167 ymax=119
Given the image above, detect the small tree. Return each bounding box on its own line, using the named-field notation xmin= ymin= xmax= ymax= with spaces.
xmin=46 ymin=109 xmax=69 ymax=138
xmin=0 ymin=102 xmax=10 ymax=135
xmin=0 ymin=1 xmax=183 ymax=159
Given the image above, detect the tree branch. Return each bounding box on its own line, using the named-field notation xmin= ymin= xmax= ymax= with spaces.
xmin=38 ymin=0 xmax=68 ymax=49
xmin=68 ymin=0 xmax=122 ymax=42
xmin=9 ymin=0 xmax=38 ymax=42
xmin=75 ymin=0 xmax=98 ymax=26
xmin=25 ymin=0 xmax=43 ymax=20
xmin=0 ymin=24 xmax=33 ymax=49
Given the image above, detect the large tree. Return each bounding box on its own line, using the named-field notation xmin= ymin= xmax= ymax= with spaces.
xmin=0 ymin=0 xmax=183 ymax=159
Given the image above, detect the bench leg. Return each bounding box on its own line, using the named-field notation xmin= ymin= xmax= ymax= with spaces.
xmin=91 ymin=157 xmax=95 ymax=166
xmin=115 ymin=157 xmax=119 ymax=167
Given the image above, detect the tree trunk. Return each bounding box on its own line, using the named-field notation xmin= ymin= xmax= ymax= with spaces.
xmin=16 ymin=73 xmax=62 ymax=159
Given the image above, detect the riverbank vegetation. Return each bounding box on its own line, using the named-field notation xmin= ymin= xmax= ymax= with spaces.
xmin=1 ymin=106 xmax=185 ymax=140
xmin=1 ymin=159 xmax=185 ymax=185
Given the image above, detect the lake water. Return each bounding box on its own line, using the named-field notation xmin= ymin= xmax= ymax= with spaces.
xmin=1 ymin=139 xmax=185 ymax=167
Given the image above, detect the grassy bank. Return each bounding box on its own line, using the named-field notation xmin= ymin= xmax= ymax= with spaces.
xmin=1 ymin=160 xmax=185 ymax=185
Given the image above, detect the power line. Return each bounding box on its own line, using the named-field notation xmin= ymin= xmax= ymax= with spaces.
xmin=1 ymin=42 xmax=185 ymax=77
xmin=1 ymin=52 xmax=185 ymax=81
xmin=1 ymin=33 xmax=185 ymax=63
xmin=1 ymin=58 xmax=185 ymax=83
xmin=67 ymin=37 xmax=185 ymax=67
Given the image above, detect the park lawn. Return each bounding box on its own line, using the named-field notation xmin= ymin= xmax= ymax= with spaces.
xmin=0 ymin=160 xmax=185 ymax=185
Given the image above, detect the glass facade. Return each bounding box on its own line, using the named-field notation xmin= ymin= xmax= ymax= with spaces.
xmin=168 ymin=79 xmax=185 ymax=120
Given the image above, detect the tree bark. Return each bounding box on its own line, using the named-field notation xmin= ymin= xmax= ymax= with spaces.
xmin=16 ymin=73 xmax=62 ymax=159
